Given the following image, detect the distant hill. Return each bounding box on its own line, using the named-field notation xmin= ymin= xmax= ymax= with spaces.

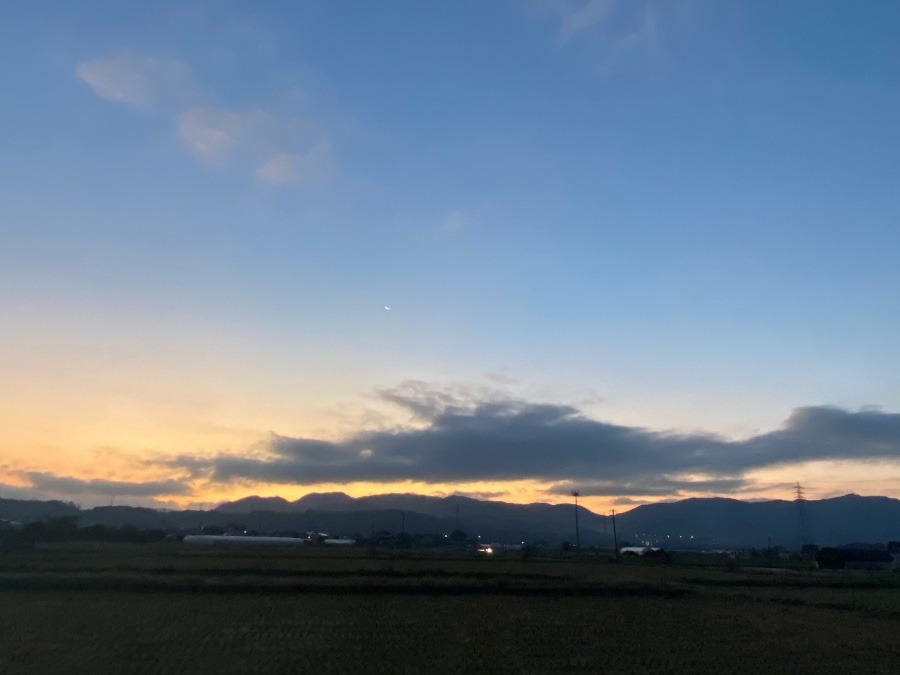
xmin=218 ymin=492 xmax=607 ymax=544
xmin=212 ymin=492 xmax=899 ymax=548
xmin=216 ymin=496 xmax=293 ymax=513
xmin=2 ymin=493 xmax=898 ymax=548
xmin=615 ymin=494 xmax=900 ymax=548
xmin=0 ymin=498 xmax=81 ymax=522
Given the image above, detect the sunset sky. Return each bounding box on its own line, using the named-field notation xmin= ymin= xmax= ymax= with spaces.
xmin=1 ymin=1 xmax=899 ymax=513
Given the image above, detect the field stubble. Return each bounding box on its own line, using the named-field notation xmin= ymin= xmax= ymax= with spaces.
xmin=0 ymin=544 xmax=897 ymax=673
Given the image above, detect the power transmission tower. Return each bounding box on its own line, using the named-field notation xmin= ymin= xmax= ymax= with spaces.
xmin=572 ymin=491 xmax=580 ymax=552
xmin=794 ymin=482 xmax=813 ymax=549
xmin=611 ymin=509 xmax=619 ymax=559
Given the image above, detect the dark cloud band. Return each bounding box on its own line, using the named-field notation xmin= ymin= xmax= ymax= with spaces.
xmin=21 ymin=472 xmax=191 ymax=497
xmin=167 ymin=384 xmax=900 ymax=491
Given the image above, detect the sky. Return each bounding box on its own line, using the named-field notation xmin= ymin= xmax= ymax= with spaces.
xmin=1 ymin=1 xmax=899 ymax=513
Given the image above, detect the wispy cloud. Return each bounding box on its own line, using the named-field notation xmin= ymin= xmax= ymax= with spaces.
xmin=546 ymin=477 xmax=750 ymax=498
xmin=450 ymin=490 xmax=507 ymax=501
xmin=555 ymin=0 xmax=615 ymax=45
xmin=255 ymin=141 xmax=335 ymax=187
xmin=255 ymin=152 xmax=298 ymax=185
xmin=486 ymin=368 xmax=519 ymax=385
xmin=440 ymin=209 xmax=466 ymax=234
xmin=77 ymin=52 xmax=335 ymax=187
xmin=20 ymin=472 xmax=191 ymax=497
xmin=164 ymin=381 xmax=900 ymax=498
xmin=529 ymin=0 xmax=664 ymax=70
xmin=178 ymin=107 xmax=247 ymax=163
xmin=75 ymin=52 xmax=193 ymax=111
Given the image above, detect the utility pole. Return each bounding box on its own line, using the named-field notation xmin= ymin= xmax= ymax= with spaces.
xmin=611 ymin=509 xmax=619 ymax=559
xmin=572 ymin=491 xmax=581 ymax=553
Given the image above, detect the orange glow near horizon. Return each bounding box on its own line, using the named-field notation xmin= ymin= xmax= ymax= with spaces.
xmin=181 ymin=464 xmax=900 ymax=513
xmin=6 ymin=459 xmax=898 ymax=516
xmin=3 ymin=381 xmax=899 ymax=516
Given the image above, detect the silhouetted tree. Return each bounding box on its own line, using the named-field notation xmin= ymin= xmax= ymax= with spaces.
xmin=47 ymin=515 xmax=80 ymax=532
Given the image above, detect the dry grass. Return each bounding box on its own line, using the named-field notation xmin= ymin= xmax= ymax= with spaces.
xmin=0 ymin=544 xmax=897 ymax=673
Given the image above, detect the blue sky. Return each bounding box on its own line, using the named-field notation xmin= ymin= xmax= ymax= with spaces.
xmin=1 ymin=1 xmax=898 ymax=509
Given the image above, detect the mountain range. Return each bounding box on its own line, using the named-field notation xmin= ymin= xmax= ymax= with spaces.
xmin=2 ymin=492 xmax=898 ymax=548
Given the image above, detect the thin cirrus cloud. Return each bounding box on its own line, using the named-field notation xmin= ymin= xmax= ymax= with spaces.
xmin=554 ymin=0 xmax=615 ymax=44
xmin=528 ymin=0 xmax=662 ymax=70
xmin=76 ymin=51 xmax=335 ymax=186
xmin=165 ymin=381 xmax=900 ymax=497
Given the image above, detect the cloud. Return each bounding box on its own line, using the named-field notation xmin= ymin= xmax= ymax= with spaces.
xmin=256 ymin=141 xmax=336 ymax=187
xmin=555 ymin=0 xmax=615 ymax=44
xmin=20 ymin=472 xmax=191 ymax=498
xmin=178 ymin=106 xmax=335 ymax=184
xmin=527 ymin=0 xmax=622 ymax=45
xmin=166 ymin=383 xmax=900 ymax=494
xmin=529 ymin=0 xmax=664 ymax=72
xmin=255 ymin=152 xmax=298 ymax=185
xmin=486 ymin=369 xmax=519 ymax=385
xmin=376 ymin=380 xmax=480 ymax=421
xmin=77 ymin=51 xmax=336 ymax=187
xmin=178 ymin=108 xmax=248 ymax=163
xmin=611 ymin=496 xmax=649 ymax=506
xmin=76 ymin=52 xmax=192 ymax=110
xmin=450 ymin=490 xmax=508 ymax=501
xmin=0 ymin=482 xmax=49 ymax=501
xmin=545 ymin=477 xmax=750 ymax=498
xmin=440 ymin=209 xmax=466 ymax=234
